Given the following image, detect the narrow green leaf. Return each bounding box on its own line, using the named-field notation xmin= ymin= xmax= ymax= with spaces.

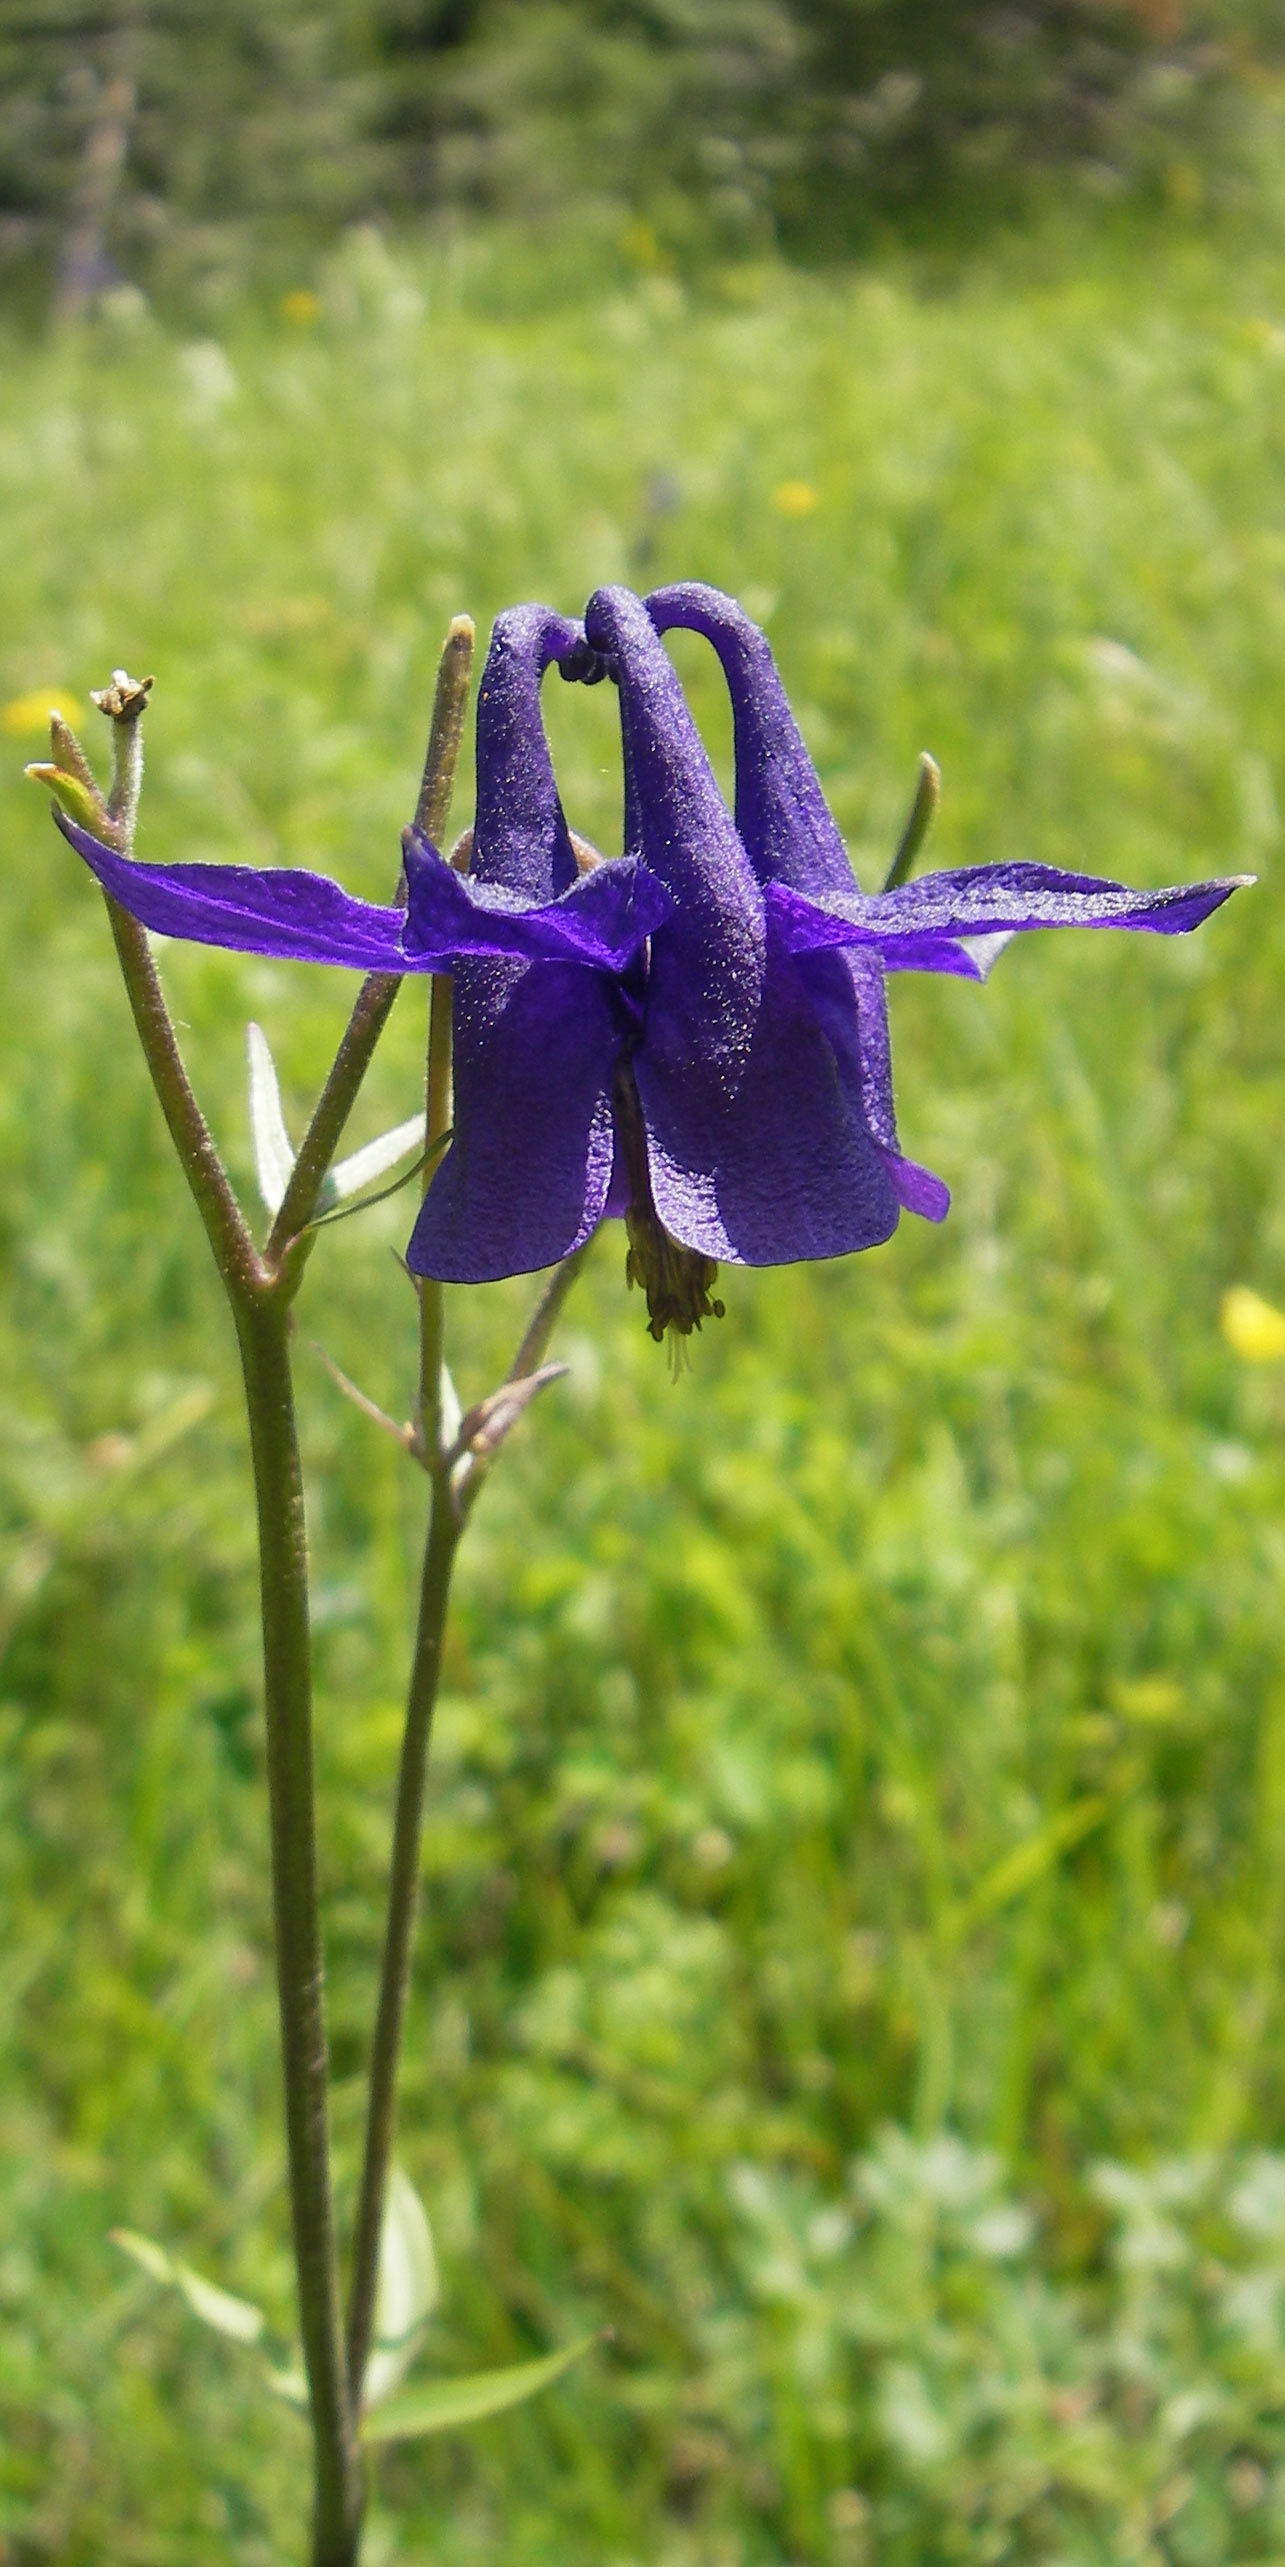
xmin=439 ymin=1362 xmax=462 ymax=1450
xmin=110 ymin=2227 xmax=267 ymax=2346
xmin=246 ymin=1022 xmax=296 ymax=1215
xmin=362 ymin=2167 xmax=440 ymax=2412
xmin=173 ymin=2261 xmax=266 ymax=2346
xmin=264 ymin=2360 xmax=308 ymax=2408
xmin=329 ymin=1114 xmax=426 ymax=1202
xmin=362 ymin=2333 xmax=597 ymax=2445
xmin=949 ymin=1796 xmax=1111 ymax=1939
xmin=111 ymin=2227 xmax=175 ymax=2287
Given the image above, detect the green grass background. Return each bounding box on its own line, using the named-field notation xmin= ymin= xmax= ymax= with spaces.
xmin=6 ymin=205 xmax=1285 ymax=2562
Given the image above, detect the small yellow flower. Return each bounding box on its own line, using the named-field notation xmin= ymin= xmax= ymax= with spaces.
xmin=1221 ymin=1285 xmax=1285 ymax=1362
xmin=772 ymin=480 xmax=818 ymax=518
xmin=278 ymin=288 xmax=320 ymax=325
xmin=2 ymin=686 xmax=76 ymax=736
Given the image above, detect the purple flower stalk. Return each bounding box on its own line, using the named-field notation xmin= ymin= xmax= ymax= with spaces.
xmin=53 ymin=586 xmax=1247 ymax=1342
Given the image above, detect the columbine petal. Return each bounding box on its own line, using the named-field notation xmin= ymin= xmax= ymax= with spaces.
xmin=587 ymin=584 xmax=901 ymax=1264
xmin=644 ymin=580 xmax=936 ymax=1231
xmin=645 ymin=580 xmax=853 ymax=895
xmin=410 ymin=602 xmax=639 ymax=1279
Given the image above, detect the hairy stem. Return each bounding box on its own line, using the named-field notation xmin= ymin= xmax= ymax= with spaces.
xmin=347 ymin=1239 xmax=590 ymax=2393
xmin=345 ymin=1477 xmax=460 ymax=2400
xmin=504 ymin=1241 xmax=593 ymax=1389
xmin=237 ymin=1298 xmax=364 ymax=2567
xmin=268 ymin=614 xmax=475 ymax=1272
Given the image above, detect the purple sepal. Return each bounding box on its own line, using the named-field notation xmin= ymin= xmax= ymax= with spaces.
xmin=767 ymin=863 xmax=1249 ymax=961
xmin=407 ymin=957 xmax=621 ymax=1280
xmin=402 ymin=829 xmax=669 ymax=971
xmin=55 ymin=813 xmax=665 ymax=983
xmin=55 ymin=809 xmax=412 ymax=969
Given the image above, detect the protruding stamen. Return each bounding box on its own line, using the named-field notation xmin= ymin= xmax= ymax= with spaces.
xmin=613 ymin=1059 xmax=725 ymax=1345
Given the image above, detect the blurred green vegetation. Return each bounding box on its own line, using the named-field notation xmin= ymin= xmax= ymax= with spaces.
xmin=1 ymin=0 xmax=1281 ymax=311
xmin=6 ymin=197 xmax=1285 ymax=2560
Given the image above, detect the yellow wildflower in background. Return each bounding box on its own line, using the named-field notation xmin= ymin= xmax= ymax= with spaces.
xmin=1221 ymin=1286 xmax=1285 ymax=1362
xmin=2 ymin=687 xmax=76 ymax=736
xmin=772 ymin=480 xmax=818 ymax=517
xmin=278 ymin=289 xmax=320 ymax=325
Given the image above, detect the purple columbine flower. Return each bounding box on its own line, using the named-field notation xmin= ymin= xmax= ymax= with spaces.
xmin=53 ymin=605 xmax=671 ymax=1283
xmin=53 ymin=584 xmax=1248 ymax=1344
xmin=644 ymin=575 xmax=1247 ymax=1235
xmin=577 ymin=582 xmax=932 ymax=1334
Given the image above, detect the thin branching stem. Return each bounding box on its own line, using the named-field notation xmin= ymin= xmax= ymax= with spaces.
xmin=268 ymin=616 xmax=475 ymax=1274
xmin=344 ymin=1473 xmax=459 ymax=2399
xmin=87 ymin=686 xmax=362 ymax=2563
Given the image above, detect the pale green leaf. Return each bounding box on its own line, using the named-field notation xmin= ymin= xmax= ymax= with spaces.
xmin=362 ymin=2166 xmax=439 ymax=2411
xmin=329 ymin=1114 xmax=425 ymax=1202
xmin=246 ymin=1022 xmax=296 ymax=1215
xmin=264 ymin=2361 xmax=308 ymax=2408
xmin=173 ymin=2261 xmax=266 ymax=2346
xmin=111 ymin=2227 xmax=267 ymax=2346
xmin=111 ymin=2227 xmax=175 ymax=2287
xmin=361 ymin=2333 xmax=596 ymax=2445
xmin=439 ymin=1362 xmax=462 ymax=1451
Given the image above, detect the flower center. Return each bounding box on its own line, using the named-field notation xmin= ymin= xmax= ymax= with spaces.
xmin=612 ymin=1060 xmax=725 ymax=1346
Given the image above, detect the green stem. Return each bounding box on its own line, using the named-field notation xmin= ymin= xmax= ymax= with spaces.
xmin=504 ymin=1241 xmax=593 ymax=1389
xmin=268 ymin=615 xmax=474 ymax=1278
xmin=267 ymin=970 xmax=403 ymax=1275
xmin=349 ymin=629 xmax=472 ymax=2387
xmin=86 ymin=685 xmax=366 ymax=2560
xmin=237 ymin=1297 xmax=364 ymax=2567
xmin=345 ymin=1477 xmax=460 ymax=2401
xmin=78 ymin=618 xmax=476 ymax=2557
xmin=346 ymin=1240 xmax=590 ymax=2397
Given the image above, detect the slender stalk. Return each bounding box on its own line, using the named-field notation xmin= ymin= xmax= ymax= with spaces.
xmin=105 ymin=897 xmax=262 ymax=1300
xmin=268 ymin=615 xmax=474 ymax=1272
xmin=59 ymin=619 xmax=477 ymax=2561
xmin=346 ymin=1240 xmax=589 ymax=2396
xmin=237 ymin=1297 xmax=363 ymax=2567
xmin=415 ymin=617 xmax=474 ymax=846
xmin=883 ymin=751 xmax=941 ymax=892
xmin=504 ymin=1242 xmax=593 ymax=1389
xmin=267 ymin=970 xmax=402 ymax=1272
xmin=345 ymin=1476 xmax=460 ymax=2398
xmin=84 ymin=682 xmax=365 ymax=2560
xmin=348 ymin=631 xmax=474 ymax=2387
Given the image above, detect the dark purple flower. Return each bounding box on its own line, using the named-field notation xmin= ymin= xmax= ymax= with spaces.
xmin=53 ymin=582 xmax=1248 ymax=1342
xmin=645 ymin=576 xmax=1246 ymax=1228
xmin=54 ymin=604 xmax=670 ymax=1283
xmin=580 ymin=584 xmax=922 ymax=1313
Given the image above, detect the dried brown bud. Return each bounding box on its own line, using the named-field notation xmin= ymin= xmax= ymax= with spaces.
xmin=90 ymin=669 xmax=154 ymax=724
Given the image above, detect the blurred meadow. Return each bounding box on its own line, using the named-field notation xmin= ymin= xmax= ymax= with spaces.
xmin=11 ymin=63 xmax=1285 ymax=2567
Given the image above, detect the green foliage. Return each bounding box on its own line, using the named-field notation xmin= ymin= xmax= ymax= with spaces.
xmin=401 ymin=0 xmax=1257 ymax=250
xmin=6 ymin=195 xmax=1285 ymax=2555
xmin=0 ymin=0 xmax=382 ymax=298
xmin=0 ymin=0 xmax=1277 ymax=307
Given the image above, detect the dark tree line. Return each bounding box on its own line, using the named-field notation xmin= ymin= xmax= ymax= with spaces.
xmin=0 ymin=0 xmax=1273 ymax=303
